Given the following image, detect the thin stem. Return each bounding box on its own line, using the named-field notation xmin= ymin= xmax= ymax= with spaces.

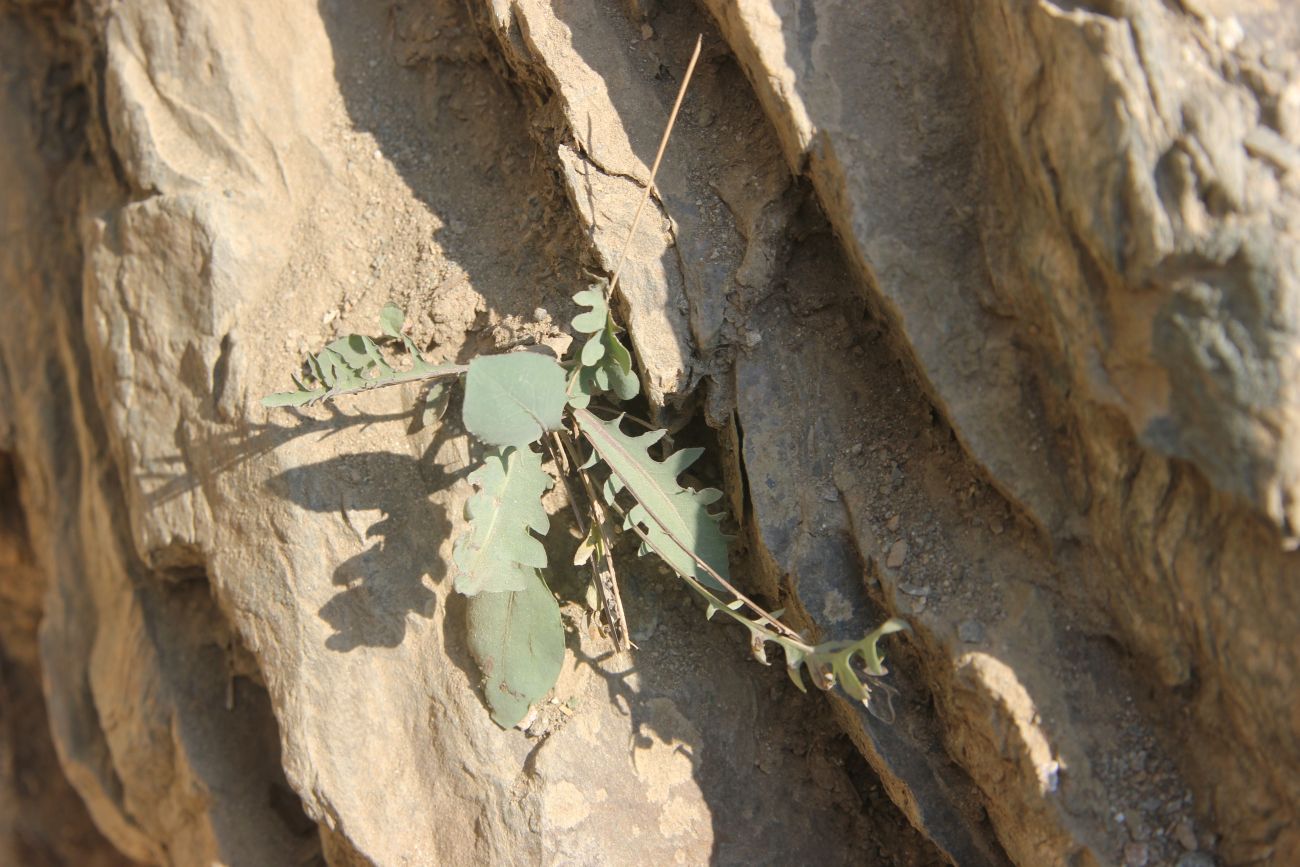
xmin=303 ymin=363 xmax=467 ymax=406
xmin=545 ymin=433 xmax=587 ymax=535
xmin=573 ymin=409 xmax=802 ymax=641
xmin=556 ymin=430 xmax=631 ymax=651
xmin=605 ymin=494 xmax=813 ymax=653
xmin=604 ymin=35 xmax=703 ymax=304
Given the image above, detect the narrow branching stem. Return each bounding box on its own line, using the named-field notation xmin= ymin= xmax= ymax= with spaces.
xmin=545 ymin=433 xmax=587 ymax=535
xmin=302 ymin=363 xmax=467 ymax=405
xmin=604 ymin=35 xmax=703 ymax=305
xmin=556 ymin=430 xmax=631 ymax=651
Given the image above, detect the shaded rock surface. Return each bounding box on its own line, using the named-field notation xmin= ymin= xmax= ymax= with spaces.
xmin=1 ymin=0 xmax=1296 ymax=866
xmin=1 ymin=0 xmax=938 ymax=865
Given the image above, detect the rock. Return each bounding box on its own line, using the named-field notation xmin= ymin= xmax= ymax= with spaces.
xmin=1124 ymin=841 xmax=1151 ymax=867
xmin=0 ymin=457 xmax=132 ymax=867
xmin=3 ymin=0 xmax=1298 ymax=865
xmin=701 ymin=1 xmax=1300 ymax=864
xmin=1176 ymin=852 xmax=1215 ymax=867
xmin=0 ymin=0 xmax=941 ymax=865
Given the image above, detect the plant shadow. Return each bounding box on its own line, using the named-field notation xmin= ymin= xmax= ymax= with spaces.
xmin=264 ymin=426 xmax=466 ymax=651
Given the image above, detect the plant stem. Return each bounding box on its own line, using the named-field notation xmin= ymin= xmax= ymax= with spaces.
xmin=596 ymin=480 xmax=809 ymax=647
xmin=553 ymin=431 xmax=631 ymax=651
xmin=304 ymin=363 xmax=467 ymax=405
xmin=604 ymin=35 xmax=703 ymax=304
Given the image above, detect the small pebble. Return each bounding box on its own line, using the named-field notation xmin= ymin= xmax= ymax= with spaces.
xmin=1123 ymin=841 xmax=1149 ymax=867
xmin=640 ymin=22 xmax=654 ymax=40
xmin=886 ymin=514 xmax=901 ymax=532
xmin=886 ymin=540 xmax=908 ymax=569
xmin=532 ymin=307 xmax=549 ymax=322
xmin=1174 ymin=819 xmax=1198 ymax=851
xmin=1175 ymin=854 xmax=1214 ymax=867
xmin=990 ymin=519 xmax=1005 ymax=535
xmin=899 ymin=583 xmax=930 ymax=597
xmin=958 ymin=620 xmax=984 ymax=643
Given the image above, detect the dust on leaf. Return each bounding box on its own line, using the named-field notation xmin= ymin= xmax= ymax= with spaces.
xmin=466 ymin=570 xmax=565 ymax=728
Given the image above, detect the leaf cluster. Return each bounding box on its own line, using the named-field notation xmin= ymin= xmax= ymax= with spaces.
xmin=263 ymin=304 xmax=463 ymax=408
xmin=263 ymin=294 xmax=907 ymax=728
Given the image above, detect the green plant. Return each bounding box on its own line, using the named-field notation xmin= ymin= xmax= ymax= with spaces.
xmin=262 ymin=37 xmax=905 ymax=729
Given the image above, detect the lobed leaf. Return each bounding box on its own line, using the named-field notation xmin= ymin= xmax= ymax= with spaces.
xmin=452 ymin=446 xmax=553 ymax=595
xmin=379 ymin=302 xmax=405 ymax=338
xmin=261 ymin=305 xmax=462 ymax=408
xmin=462 ymin=353 xmax=568 ymax=448
xmin=684 ymin=569 xmax=909 ymax=716
xmin=569 ymin=289 xmax=639 ymax=404
xmin=573 ymin=410 xmax=728 ymax=591
xmin=466 ymin=570 xmax=565 ymax=728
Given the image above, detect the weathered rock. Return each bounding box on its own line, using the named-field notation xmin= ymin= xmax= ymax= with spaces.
xmin=5 ymin=0 xmax=1297 ymax=864
xmin=0 ymin=450 xmax=136 ymax=867
xmin=1 ymin=0 xmax=941 ymax=865
xmin=700 ymin=0 xmax=1300 ymax=863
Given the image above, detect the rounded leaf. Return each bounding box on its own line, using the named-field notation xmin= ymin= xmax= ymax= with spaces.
xmin=462 ymin=353 xmax=568 ymax=448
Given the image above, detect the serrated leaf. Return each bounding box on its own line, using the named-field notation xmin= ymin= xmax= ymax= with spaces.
xmin=805 ymin=618 xmax=908 ymax=709
xmin=452 ymin=447 xmax=553 ymax=595
xmin=679 ymin=574 xmax=906 ymax=714
xmin=574 ymin=410 xmax=729 ymax=591
xmin=380 ymin=303 xmax=405 ymax=338
xmin=264 ymin=310 xmax=467 ymax=412
xmin=462 ymin=353 xmax=568 ymax=448
xmin=466 ymin=570 xmax=565 ymax=728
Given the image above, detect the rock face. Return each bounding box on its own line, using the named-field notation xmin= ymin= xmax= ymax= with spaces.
xmin=1 ymin=1 xmax=1296 ymax=866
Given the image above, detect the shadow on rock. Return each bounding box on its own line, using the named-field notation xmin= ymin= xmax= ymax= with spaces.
xmin=266 ymin=437 xmax=460 ymax=652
